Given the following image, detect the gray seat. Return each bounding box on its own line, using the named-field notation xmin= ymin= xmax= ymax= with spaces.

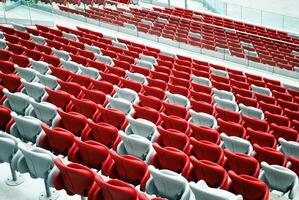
xmin=278 ymin=138 xmax=299 ymax=158
xmin=95 ymin=54 xmax=114 ymax=66
xmin=189 ymin=180 xmax=243 ymax=200
xmin=146 ymin=166 xmax=195 ymax=200
xmin=113 ymin=85 xmax=139 ymax=103
xmin=10 ymin=112 xmax=43 ymax=143
xmin=21 ymin=79 xmax=47 ymax=102
xmin=220 ymin=133 xmax=253 ymax=155
xmin=36 ymin=73 xmax=59 ymax=90
xmin=117 ymin=131 xmax=155 ymax=164
xmin=29 ymin=58 xmax=50 ymax=75
xmin=84 ymin=44 xmax=101 ymax=54
xmin=60 ymin=59 xmax=80 ymax=73
xmin=29 ymin=99 xmax=60 ymax=127
xmin=214 ymin=97 xmax=239 ymax=112
xmin=106 ymin=95 xmax=133 ymax=115
xmin=210 ymin=67 xmax=229 ymax=78
xmin=260 ymin=162 xmax=298 ymax=199
xmin=112 ymin=40 xmax=128 ymax=50
xmin=126 ymin=70 xmax=147 ymax=84
xmin=0 ymin=132 xmax=24 ymax=186
xmin=12 ymin=23 xmax=25 ymax=31
xmin=139 ymin=54 xmax=157 ymax=64
xmin=239 ymin=103 xmax=264 ymax=119
xmin=52 ymin=48 xmax=70 ymax=61
xmin=191 ymin=75 xmax=211 ymax=87
xmin=189 ymin=109 xmax=217 ymax=129
xmin=124 ymin=115 xmax=158 ymax=142
xmin=15 ymin=65 xmax=37 ymax=82
xmin=251 ymin=84 xmax=272 ymax=96
xmin=79 ymin=65 xmax=100 ymax=80
xmin=135 ymin=59 xmax=154 ymax=70
xmin=30 ymin=34 xmax=46 ymax=45
xmin=0 ymin=39 xmax=7 ymax=49
xmin=62 ymin=32 xmax=77 ymax=41
xmin=12 ymin=145 xmax=59 ymax=200
xmin=140 ymin=19 xmax=154 ymax=26
xmin=213 ymin=88 xmax=235 ymax=101
xmin=166 ymin=91 xmax=190 ymax=107
xmin=3 ymin=89 xmax=32 ymax=115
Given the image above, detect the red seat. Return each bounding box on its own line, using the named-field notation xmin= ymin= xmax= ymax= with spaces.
xmin=0 ymin=85 xmax=5 ymax=104
xmin=162 ymin=101 xmax=189 ymax=119
xmin=39 ymin=124 xmax=75 ymax=155
xmin=242 ymin=115 xmax=270 ymax=132
xmin=71 ymin=98 xmax=100 ymax=121
xmin=81 ymin=88 xmax=107 ymax=106
xmin=288 ymin=156 xmax=299 ymax=177
xmin=68 ymin=138 xmax=112 ymax=170
xmin=188 ymin=157 xmax=229 ymax=189
xmin=0 ymin=61 xmax=15 ymax=74
xmin=265 ymin=111 xmax=290 ymax=127
xmin=56 ymin=109 xmax=90 ymax=137
xmin=216 ymin=106 xmax=242 ymax=124
xmin=284 ymin=108 xmax=299 ymax=122
xmin=93 ymin=80 xmax=114 ymax=95
xmin=190 ymin=90 xmax=213 ymax=104
xmin=155 ymin=126 xmax=190 ymax=154
xmin=42 ymin=54 xmax=61 ymax=67
xmin=272 ymin=90 xmax=293 ymax=102
xmin=224 ymin=149 xmax=260 ymax=177
xmin=120 ymin=78 xmax=143 ymax=93
xmin=151 ymin=143 xmax=190 ymax=178
xmin=0 ymin=49 xmax=12 ymax=61
xmin=49 ymin=66 xmax=73 ymax=82
xmin=259 ymin=101 xmax=283 ymax=115
xmin=53 ymin=159 xmax=95 ymax=197
xmin=102 ymin=150 xmax=150 ymax=190
xmin=218 ymin=118 xmax=246 ymax=138
xmin=0 ymin=105 xmax=14 ymax=131
xmin=82 ymin=120 xmax=120 ymax=149
xmin=190 ymin=124 xmax=221 ymax=144
xmin=168 ymin=84 xmax=190 ymax=97
xmin=236 ymin=94 xmax=258 ymax=107
xmin=138 ymin=94 xmax=163 ymax=112
xmin=190 ymin=99 xmax=215 ymax=115
xmin=255 ymin=93 xmax=277 ymax=105
xmin=228 ymin=170 xmax=269 ymax=200
xmin=99 ymin=71 xmax=121 ymax=85
xmin=160 ymin=113 xmax=190 ymax=136
xmin=253 ymin=144 xmax=286 ymax=166
xmin=190 ymin=138 xmax=224 ymax=165
xmin=132 ymin=105 xmax=161 ymax=125
xmin=97 ymin=106 xmax=128 ymax=130
xmin=7 ymin=43 xmax=25 ymax=55
xmin=142 ymin=85 xmax=166 ymax=100
xmin=147 ymin=77 xmax=168 ymax=90
xmin=45 ymin=88 xmax=73 ymax=111
xmin=270 ymin=123 xmax=299 ymax=142
xmin=71 ymin=73 xmax=94 ymax=89
xmin=0 ymin=72 xmax=22 ymax=92
xmin=278 ymin=98 xmax=298 ymax=111
xmin=246 ymin=128 xmax=277 ymax=148
xmin=57 ymin=80 xmax=84 ymax=98
xmin=88 ymin=176 xmax=149 ymax=200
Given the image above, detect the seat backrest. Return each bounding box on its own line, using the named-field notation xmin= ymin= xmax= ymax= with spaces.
xmin=72 ymin=98 xmax=98 ymax=119
xmin=0 ymin=106 xmax=12 ymax=130
xmin=106 ymin=96 xmax=132 ymax=114
xmin=165 ymin=91 xmax=190 ymax=107
xmin=161 ymin=114 xmax=189 ymax=134
xmin=254 ymin=144 xmax=286 ymax=166
xmin=98 ymin=107 xmax=127 ymax=129
xmin=22 ymin=80 xmax=46 ymax=102
xmin=218 ymin=119 xmax=245 ymax=138
xmin=279 ymin=138 xmax=299 ymax=158
xmin=190 ymin=124 xmax=220 ymax=144
xmin=214 ymin=97 xmax=238 ymax=112
xmin=239 ymin=104 xmax=264 ymax=119
xmin=221 ymin=133 xmax=252 ymax=155
xmin=246 ymin=128 xmax=276 ymax=148
xmin=46 ymin=88 xmax=72 ymax=111
xmin=0 ymin=132 xmax=18 ymax=163
xmin=15 ymin=65 xmax=36 ymax=82
xmin=30 ymin=99 xmax=58 ymax=126
xmin=270 ymin=123 xmax=299 ymax=142
xmin=36 ymin=73 xmax=58 ymax=90
xmin=57 ymin=110 xmax=87 ymax=136
xmin=3 ymin=89 xmax=30 ymax=115
xmin=157 ymin=126 xmax=189 ymax=151
xmin=189 ymin=110 xmax=217 ymax=129
xmin=126 ymin=116 xmax=156 ymax=139
xmin=213 ymin=88 xmax=235 ymax=101
xmin=114 ymin=86 xmax=138 ymax=103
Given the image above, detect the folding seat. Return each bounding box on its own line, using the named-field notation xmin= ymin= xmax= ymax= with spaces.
xmin=0 ymin=60 xmax=15 ymax=74
xmin=45 ymin=88 xmax=73 ymax=112
xmin=284 ymin=109 xmax=299 ymax=122
xmin=255 ymin=92 xmax=277 ymax=104
xmin=14 ymin=65 xmax=37 ymax=83
xmin=3 ymin=89 xmax=32 ymax=115
xmin=189 ymin=109 xmax=217 ymax=129
xmin=137 ymin=93 xmax=162 ymax=111
xmin=0 ymin=72 xmax=22 ymax=92
xmin=272 ymin=90 xmax=293 ymax=102
xmin=42 ymin=54 xmax=61 ymax=67
xmin=142 ymin=85 xmax=166 ymax=100
xmin=165 ymin=91 xmax=190 ymax=108
xmin=106 ymin=95 xmax=133 ymax=115
xmin=224 ymin=149 xmax=260 ymax=177
xmin=236 ymin=94 xmax=258 ymax=107
xmin=150 ymin=143 xmax=190 ymax=177
xmin=168 ymin=84 xmax=190 ymax=98
xmin=239 ymin=103 xmax=264 ymax=119
xmin=270 ymin=123 xmax=299 ymax=142
xmin=191 ymin=74 xmax=211 ymax=87
xmin=0 ymin=132 xmax=25 ymax=186
xmin=156 ymin=126 xmax=190 ymax=154
xmin=253 ymin=144 xmax=286 ymax=166
xmin=278 ymin=138 xmax=299 ymax=158
xmin=81 ymin=88 xmax=107 ymax=106
xmin=162 ymin=101 xmax=189 ymax=119
xmin=278 ymin=98 xmax=299 ymax=111
xmin=99 ymin=71 xmax=121 ymax=85
xmin=124 ymin=71 xmax=146 ymax=86
xmin=71 ymin=98 xmax=100 ymax=121
xmin=288 ymin=156 xmax=299 ymax=176
xmin=7 ymin=43 xmax=25 ymax=55
xmin=36 ymin=73 xmax=59 ymax=90
xmin=246 ymin=127 xmax=277 ymax=148
xmin=29 ymin=58 xmax=50 ymax=75
xmin=12 ymin=146 xmax=59 ymax=200
xmin=214 ymin=97 xmax=239 ymax=112
xmin=220 ymin=133 xmax=253 ymax=155
xmin=147 ymin=77 xmax=168 ymax=90
xmin=251 ymin=84 xmax=272 ymax=96
xmin=145 ymin=166 xmax=194 ymax=200
xmin=231 ymin=79 xmax=251 ymax=90
xmin=50 ymin=159 xmax=95 ymax=199
xmin=190 ymin=138 xmax=224 ymax=165
xmin=228 ymin=170 xmax=269 ymax=200
xmin=260 ymin=162 xmax=298 ymax=199
xmin=259 ymin=101 xmax=283 ymax=115
xmin=0 ymin=105 xmax=14 ymax=132
xmin=190 ymin=90 xmax=213 ymax=104
xmin=242 ymin=115 xmax=269 ymax=132
xmin=188 ymin=157 xmax=229 ymax=189
xmin=48 ymin=65 xmax=73 ymax=82
xmin=57 ymin=79 xmax=83 ymax=98
xmin=217 ymin=118 xmax=246 ymax=138
xmin=0 ymin=49 xmax=12 ymax=61
xmin=190 ymin=180 xmax=242 ymax=200
xmin=117 ymin=131 xmax=155 ymax=164
xmin=113 ymin=85 xmax=139 ymax=103
xmin=265 ymin=111 xmax=290 ymax=127
xmin=21 ymin=80 xmax=47 ymax=102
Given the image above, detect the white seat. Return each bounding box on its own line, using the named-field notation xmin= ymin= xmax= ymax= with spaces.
xmin=62 ymin=32 xmax=77 ymax=41
xmin=113 ymin=85 xmax=139 ymax=103
xmin=106 ymin=95 xmax=133 ymax=115
xmin=166 ymin=91 xmax=190 ymax=107
xmin=214 ymin=97 xmax=239 ymax=112
xmin=12 ymin=23 xmax=25 ymax=31
xmin=60 ymin=59 xmax=80 ymax=73
xmin=213 ymin=88 xmax=235 ymax=101
xmin=210 ymin=67 xmax=229 ymax=78
xmin=135 ymin=59 xmax=154 ymax=70
xmin=126 ymin=70 xmax=147 ymax=84
xmin=95 ymin=54 xmax=114 ymax=66
xmin=220 ymin=133 xmax=253 ymax=155
xmin=15 ymin=65 xmax=37 ymax=82
xmin=0 ymin=39 xmax=7 ymax=49
xmin=251 ymin=84 xmax=272 ymax=96
xmin=35 ymin=73 xmax=58 ymax=90
xmin=29 ymin=58 xmax=50 ymax=75
xmin=79 ymin=65 xmax=100 ymax=80
xmin=189 ymin=109 xmax=217 ymax=129
xmin=112 ymin=40 xmax=128 ymax=50
xmin=139 ymin=54 xmax=157 ymax=64
xmin=3 ymin=89 xmax=32 ymax=115
xmin=84 ymin=44 xmax=101 ymax=54
xmin=239 ymin=103 xmax=264 ymax=119
xmin=278 ymin=138 xmax=299 ymax=158
xmin=52 ymin=48 xmax=70 ymax=61
xmin=191 ymin=75 xmax=211 ymax=86
xmin=31 ymin=34 xmax=46 ymax=45
xmin=21 ymin=79 xmax=47 ymax=102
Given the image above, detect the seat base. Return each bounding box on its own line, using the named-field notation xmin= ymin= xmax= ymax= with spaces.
xmin=5 ymin=173 xmax=25 ymax=186
xmin=39 ymin=188 xmax=59 ymax=200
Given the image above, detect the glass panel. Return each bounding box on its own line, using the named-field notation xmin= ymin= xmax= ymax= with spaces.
xmin=187 ymin=0 xmax=204 ymax=11
xmin=284 ymin=15 xmax=299 ymax=33
xmin=262 ymin=10 xmax=283 ymax=30
xmin=170 ymin=0 xmax=185 ymax=9
xmin=226 ymin=3 xmax=242 ymax=19
xmin=241 ymin=6 xmax=261 ymax=25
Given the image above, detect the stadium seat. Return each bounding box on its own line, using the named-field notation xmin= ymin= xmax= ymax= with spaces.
xmin=0 ymin=106 xmax=14 ymax=132
xmin=218 ymin=118 xmax=246 ymax=138
xmin=189 ymin=109 xmax=217 ymax=129
xmin=270 ymin=123 xmax=299 ymax=142
xmin=246 ymin=128 xmax=277 ymax=148
xmin=253 ymin=144 xmax=287 ymax=166
xmin=3 ymin=89 xmax=32 ymax=115
xmin=220 ymin=133 xmax=253 ymax=155
xmin=278 ymin=138 xmax=299 ymax=158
